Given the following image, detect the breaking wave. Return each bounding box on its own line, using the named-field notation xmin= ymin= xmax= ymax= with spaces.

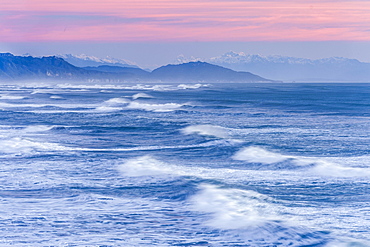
xmin=49 ymin=95 xmax=64 ymax=100
xmin=0 ymin=94 xmax=26 ymax=100
xmin=182 ymin=124 xmax=230 ymax=138
xmin=190 ymin=184 xmax=280 ymax=229
xmin=233 ymin=146 xmax=370 ymax=177
xmin=103 ymin=97 xmax=130 ymax=105
xmin=132 ymin=93 xmax=153 ymax=100
xmin=233 ymin=146 xmax=292 ymax=164
xmin=0 ymin=137 xmax=68 ymax=156
xmin=56 ymin=83 xmax=210 ymax=91
xmin=126 ymin=102 xmax=184 ymax=112
xmin=93 ymin=97 xmax=131 ymax=112
xmin=177 ymin=83 xmax=209 ymax=89
xmin=22 ymin=125 xmax=55 ymax=133
xmin=118 ymin=155 xmax=173 ymax=177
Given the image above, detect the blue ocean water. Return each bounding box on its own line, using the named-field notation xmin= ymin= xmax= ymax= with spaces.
xmin=0 ymin=82 xmax=369 ymax=246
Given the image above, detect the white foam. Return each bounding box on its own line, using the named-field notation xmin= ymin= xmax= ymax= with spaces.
xmin=132 ymin=93 xmax=153 ymax=100
xmin=116 ymin=155 xmax=253 ymax=183
xmin=0 ymin=102 xmax=44 ymax=108
xmin=56 ymin=83 xmax=209 ymax=91
xmin=190 ymin=184 xmax=280 ymax=229
xmin=92 ymin=97 xmax=130 ymax=112
xmin=103 ymin=97 xmax=130 ymax=105
xmin=182 ymin=124 xmax=229 ymax=138
xmin=0 ymin=125 xmax=53 ymax=141
xmin=310 ymin=160 xmax=370 ymax=177
xmin=0 ymin=137 xmax=68 ymax=155
xmin=233 ymin=146 xmax=292 ymax=164
xmin=177 ymin=83 xmax=209 ymax=89
xmin=233 ymin=146 xmax=370 ymax=177
xmin=2 ymin=98 xmax=129 ymax=113
xmin=118 ymin=155 xmax=173 ymax=176
xmin=116 ymin=155 xmax=370 ymax=241
xmin=117 ymin=155 xmax=233 ymax=179
xmin=126 ymin=102 xmax=183 ymax=112
xmin=79 ymin=139 xmax=237 ymax=153
xmin=149 ymin=85 xmax=176 ymax=91
xmin=31 ymin=89 xmax=64 ymax=94
xmin=23 ymin=125 xmax=54 ymax=133
xmin=0 ymin=94 xmax=25 ymax=100
xmin=50 ymin=95 xmax=64 ymax=100
xmin=57 ymin=83 xmax=124 ymax=89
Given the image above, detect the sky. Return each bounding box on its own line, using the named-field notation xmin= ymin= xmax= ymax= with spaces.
xmin=1 ymin=0 xmax=370 ymax=67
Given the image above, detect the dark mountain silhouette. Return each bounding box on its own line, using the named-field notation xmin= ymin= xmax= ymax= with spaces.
xmin=83 ymin=65 xmax=150 ymax=77
xmin=0 ymin=53 xmax=104 ymax=80
xmin=0 ymin=53 xmax=273 ymax=83
xmin=151 ymin=61 xmax=272 ymax=82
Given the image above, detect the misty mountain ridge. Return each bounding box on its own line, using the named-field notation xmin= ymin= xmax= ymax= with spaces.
xmin=58 ymin=54 xmax=139 ymax=69
xmin=175 ymin=51 xmax=370 ymax=82
xmin=0 ymin=53 xmax=272 ymax=83
xmin=2 ymin=51 xmax=368 ymax=83
xmin=208 ymin=51 xmax=361 ymax=65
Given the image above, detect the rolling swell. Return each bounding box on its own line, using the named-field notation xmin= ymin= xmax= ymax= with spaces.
xmin=0 ymin=83 xmax=369 ymax=246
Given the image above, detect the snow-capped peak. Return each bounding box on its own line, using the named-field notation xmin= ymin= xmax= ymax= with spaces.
xmin=209 ymin=52 xmax=267 ymax=64
xmin=57 ymin=54 xmax=138 ymax=68
xmin=172 ymin=55 xmax=203 ymax=64
xmin=208 ymin=51 xmax=360 ymax=65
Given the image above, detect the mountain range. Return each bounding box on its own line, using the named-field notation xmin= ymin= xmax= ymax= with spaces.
xmin=2 ymin=52 xmax=368 ymax=83
xmin=0 ymin=53 xmax=271 ymax=83
xmin=0 ymin=53 xmax=99 ymax=80
xmin=177 ymin=52 xmax=370 ymax=82
xmin=64 ymin=52 xmax=370 ymax=82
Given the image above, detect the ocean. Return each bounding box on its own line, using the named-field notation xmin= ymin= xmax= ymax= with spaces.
xmin=0 ymin=82 xmax=369 ymax=246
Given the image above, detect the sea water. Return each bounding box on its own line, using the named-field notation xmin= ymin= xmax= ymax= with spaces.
xmin=0 ymin=82 xmax=369 ymax=246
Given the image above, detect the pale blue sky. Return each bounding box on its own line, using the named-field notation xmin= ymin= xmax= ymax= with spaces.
xmin=2 ymin=0 xmax=370 ymax=69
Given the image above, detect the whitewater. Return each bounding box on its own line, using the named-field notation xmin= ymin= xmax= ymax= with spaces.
xmin=0 ymin=82 xmax=369 ymax=246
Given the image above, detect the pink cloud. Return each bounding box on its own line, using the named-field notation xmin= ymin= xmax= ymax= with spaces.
xmin=1 ymin=0 xmax=370 ymax=42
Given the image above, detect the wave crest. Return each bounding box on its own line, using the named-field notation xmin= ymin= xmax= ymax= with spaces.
xmin=233 ymin=146 xmax=370 ymax=177
xmin=182 ymin=124 xmax=229 ymax=138
xmin=0 ymin=137 xmax=68 ymax=155
xmin=103 ymin=97 xmax=130 ymax=105
xmin=190 ymin=184 xmax=279 ymax=229
xmin=233 ymin=146 xmax=291 ymax=164
xmin=118 ymin=155 xmax=173 ymax=177
xmin=132 ymin=93 xmax=153 ymax=100
xmin=127 ymin=102 xmax=183 ymax=112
